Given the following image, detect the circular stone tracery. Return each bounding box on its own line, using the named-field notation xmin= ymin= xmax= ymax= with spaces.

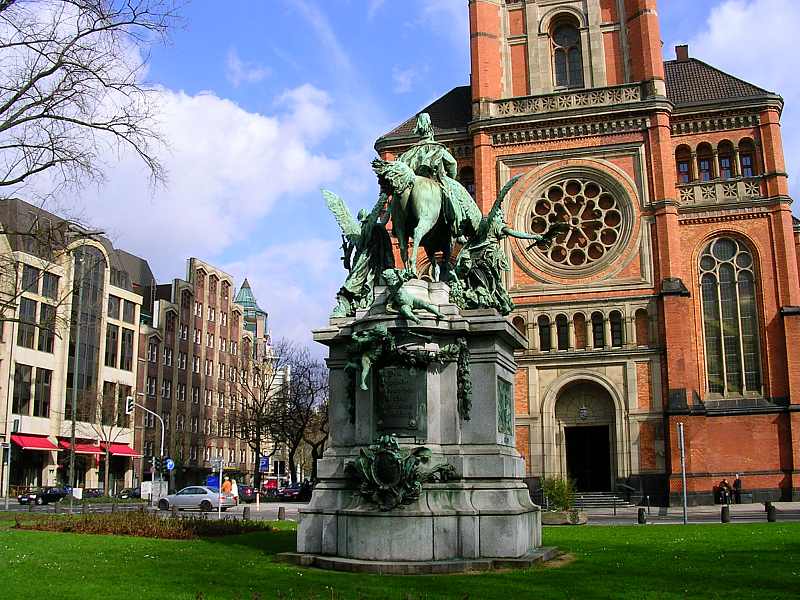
xmin=529 ymin=178 xmax=624 ymax=269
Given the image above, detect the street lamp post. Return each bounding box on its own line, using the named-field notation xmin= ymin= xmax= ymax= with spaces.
xmin=133 ymin=393 xmax=164 ymax=506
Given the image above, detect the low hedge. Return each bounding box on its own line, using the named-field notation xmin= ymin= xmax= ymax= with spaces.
xmin=13 ymin=511 xmax=275 ymax=539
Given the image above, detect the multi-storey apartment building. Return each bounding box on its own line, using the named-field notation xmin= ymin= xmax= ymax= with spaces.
xmin=377 ymin=0 xmax=800 ymax=504
xmin=0 ymin=199 xmax=150 ymax=495
xmin=136 ymin=258 xmax=283 ymax=489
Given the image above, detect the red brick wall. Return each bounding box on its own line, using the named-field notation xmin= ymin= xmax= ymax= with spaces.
xmin=510 ymin=43 xmax=529 ymax=97
xmin=600 ymin=0 xmax=617 ymax=22
xmin=508 ymin=7 xmax=526 ymax=36
xmin=516 ymin=424 xmax=531 ymax=475
xmin=603 ymin=31 xmax=625 ymax=85
xmin=638 ymin=421 xmax=658 ymax=471
xmin=636 ymin=362 xmax=651 ymax=410
xmin=515 ymin=368 xmax=529 ymax=416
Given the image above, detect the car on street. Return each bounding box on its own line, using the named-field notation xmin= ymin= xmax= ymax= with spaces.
xmin=277 ymin=483 xmax=302 ymax=501
xmin=17 ymin=487 xmax=67 ymax=505
xmin=238 ymin=485 xmax=256 ymax=503
xmin=116 ymin=487 xmax=141 ymax=500
xmin=157 ymin=486 xmax=236 ymax=512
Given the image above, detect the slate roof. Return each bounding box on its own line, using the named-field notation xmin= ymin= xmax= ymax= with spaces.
xmin=379 ymin=59 xmax=778 ymax=142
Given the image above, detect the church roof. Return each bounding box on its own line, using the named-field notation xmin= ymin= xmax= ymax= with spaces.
xmin=378 ymin=59 xmax=778 ymax=142
xmin=234 ymin=278 xmax=267 ymax=316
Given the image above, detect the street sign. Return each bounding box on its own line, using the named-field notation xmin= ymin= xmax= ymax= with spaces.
xmin=165 ymin=458 xmax=175 ymax=471
xmin=211 ymin=457 xmax=223 ymax=470
xmin=259 ymin=456 xmax=270 ymax=473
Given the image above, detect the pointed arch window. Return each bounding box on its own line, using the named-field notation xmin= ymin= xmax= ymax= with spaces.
xmin=700 ymin=238 xmax=761 ymax=396
xmin=552 ymin=22 xmax=583 ymax=89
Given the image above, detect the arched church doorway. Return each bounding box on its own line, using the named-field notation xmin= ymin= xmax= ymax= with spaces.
xmin=555 ymin=381 xmax=616 ymax=492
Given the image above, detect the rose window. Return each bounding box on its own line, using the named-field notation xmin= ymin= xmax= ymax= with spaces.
xmin=529 ymin=178 xmax=623 ymax=268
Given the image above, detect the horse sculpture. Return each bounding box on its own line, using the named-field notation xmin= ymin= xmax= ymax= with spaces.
xmin=372 ymin=157 xmax=481 ymax=280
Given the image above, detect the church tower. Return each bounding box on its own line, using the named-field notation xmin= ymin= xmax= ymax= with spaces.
xmin=376 ymin=0 xmax=800 ymax=504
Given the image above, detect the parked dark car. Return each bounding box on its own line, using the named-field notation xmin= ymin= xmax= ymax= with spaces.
xmin=238 ymin=485 xmax=256 ymax=503
xmin=83 ymin=488 xmax=104 ymax=499
xmin=116 ymin=487 xmax=141 ymax=500
xmin=17 ymin=487 xmax=67 ymax=505
xmin=277 ymin=483 xmax=302 ymax=501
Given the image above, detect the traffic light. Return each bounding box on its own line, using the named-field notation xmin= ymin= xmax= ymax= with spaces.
xmin=152 ymin=456 xmax=162 ymax=472
xmin=125 ymin=396 xmax=135 ymax=415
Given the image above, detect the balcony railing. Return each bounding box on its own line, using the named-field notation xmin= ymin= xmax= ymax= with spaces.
xmin=676 ymin=176 xmax=763 ymax=206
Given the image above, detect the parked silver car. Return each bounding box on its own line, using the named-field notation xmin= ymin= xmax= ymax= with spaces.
xmin=157 ymin=486 xmax=236 ymax=512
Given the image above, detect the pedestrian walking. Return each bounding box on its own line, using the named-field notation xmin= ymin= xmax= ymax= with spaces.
xmin=733 ymin=474 xmax=743 ymax=504
xmin=231 ymin=478 xmax=239 ymax=504
xmin=221 ymin=476 xmax=232 ymax=494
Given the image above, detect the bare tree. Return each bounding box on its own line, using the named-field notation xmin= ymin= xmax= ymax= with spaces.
xmin=269 ymin=345 xmax=328 ymax=485
xmin=0 ymin=0 xmax=183 ymax=197
xmin=302 ymin=391 xmax=328 ymax=482
xmin=231 ymin=338 xmax=294 ymax=489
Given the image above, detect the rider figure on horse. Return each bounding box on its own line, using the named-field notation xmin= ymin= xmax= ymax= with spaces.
xmin=396 ymin=113 xmax=481 ymax=242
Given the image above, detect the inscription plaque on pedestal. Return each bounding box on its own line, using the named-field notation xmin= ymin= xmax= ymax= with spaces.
xmin=375 ymin=366 xmax=427 ymax=439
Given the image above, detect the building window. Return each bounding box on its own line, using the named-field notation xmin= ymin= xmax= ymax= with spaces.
xmin=144 ymin=440 xmax=154 ymax=456
xmin=221 ymin=312 xmax=228 ymax=326
xmin=700 ymin=238 xmax=761 ymax=396
xmin=609 ymin=311 xmax=624 ymax=348
xmin=217 ymin=421 xmax=223 ymax=437
xmin=739 ymin=140 xmax=756 ymax=177
xmin=37 ymin=304 xmax=55 ymax=353
xmin=12 ymin=364 xmax=32 ymax=414
xmin=193 ymin=356 xmax=200 ymax=373
xmin=176 ymin=415 xmax=185 ymax=431
xmin=591 ymin=312 xmax=605 ymax=348
xmin=675 ymin=146 xmax=692 ymax=183
xmin=148 ymin=342 xmax=158 ymax=363
xmin=120 ymin=328 xmax=134 ymax=371
xmin=204 ymin=446 xmax=211 ymax=461
xmin=218 ymin=392 xmax=225 ymax=408
xmin=219 ymin=337 xmax=226 ymax=352
xmin=107 ymin=295 xmax=121 ymax=320
xmin=194 ymin=302 xmax=203 ymax=318
xmin=105 ymin=324 xmax=119 ymax=367
xmin=33 ymin=368 xmax=52 ymax=417
xmin=205 ymin=419 xmax=212 ymax=435
xmin=194 ymin=328 xmax=201 ymax=344
xmin=146 ymin=376 xmax=157 ymax=396
xmin=219 ymin=363 xmax=226 ymax=379
xmin=718 ymin=141 xmax=735 ymax=179
xmin=552 ymin=21 xmax=583 ymax=89
xmin=180 ymin=324 xmax=188 ymax=340
xmin=230 ymin=341 xmax=238 ymax=356
xmin=207 ymin=333 xmax=214 ymax=348
xmin=192 ymin=386 xmax=200 ymax=404
xmin=42 ymin=272 xmax=59 ymax=300
xmin=17 ymin=297 xmax=36 ymax=348
xmin=537 ymin=316 xmax=551 ymax=352
xmin=208 ymin=307 xmax=215 ymax=322
xmin=122 ymin=300 xmax=136 ymax=324
xmin=697 ymin=143 xmax=714 ymax=181
xmin=205 ymin=359 xmax=213 ymax=376
xmin=161 ymin=380 xmax=172 ymax=399
xmin=191 ymin=416 xmax=199 ymax=433
xmin=190 ymin=445 xmax=198 ymax=461
xmin=555 ymin=315 xmax=569 ymax=351
xmin=21 ymin=264 xmax=40 ymax=293
xmin=240 ymin=449 xmax=245 ymax=464
xmin=177 ymin=382 xmax=186 ymax=402
xmin=163 ymin=347 xmax=173 ymax=367
xmin=144 ymin=412 xmax=155 ymax=428
xmin=178 ymin=352 xmax=187 ymax=370
xmin=205 ymin=389 xmax=213 ymax=406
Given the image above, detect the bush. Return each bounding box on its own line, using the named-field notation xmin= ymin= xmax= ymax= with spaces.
xmin=541 ymin=477 xmax=575 ymax=512
xmin=13 ymin=511 xmax=275 ymax=539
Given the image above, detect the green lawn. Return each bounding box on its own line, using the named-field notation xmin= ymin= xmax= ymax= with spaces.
xmin=1 ymin=520 xmax=798 ymax=599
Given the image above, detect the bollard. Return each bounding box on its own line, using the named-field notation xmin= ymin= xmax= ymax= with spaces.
xmin=53 ymin=502 xmax=59 ymax=514
xmin=81 ymin=501 xmax=87 ymax=515
xmin=767 ymin=503 xmax=777 ymax=522
xmin=111 ymin=502 xmax=117 ymax=513
xmin=28 ymin=502 xmax=33 ymax=512
xmin=637 ymin=507 xmax=647 ymax=525
xmin=171 ymin=505 xmax=178 ymax=517
xmin=721 ymin=505 xmax=730 ymax=523
xmin=243 ymin=506 xmax=251 ymax=520
xmin=277 ymin=506 xmax=286 ymax=521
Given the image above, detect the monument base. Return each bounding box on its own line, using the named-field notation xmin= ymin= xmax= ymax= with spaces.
xmin=277 ymin=547 xmax=559 ymax=575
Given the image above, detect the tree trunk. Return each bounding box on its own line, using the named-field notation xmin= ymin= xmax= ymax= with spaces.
xmin=288 ymin=453 xmax=297 ymax=485
xmin=103 ymin=448 xmax=111 ymax=495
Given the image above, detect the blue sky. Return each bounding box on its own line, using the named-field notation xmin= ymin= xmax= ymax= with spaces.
xmin=64 ymin=0 xmax=800 ymax=345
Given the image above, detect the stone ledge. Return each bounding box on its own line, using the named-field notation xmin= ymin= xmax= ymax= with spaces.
xmin=275 ymin=547 xmax=560 ymax=575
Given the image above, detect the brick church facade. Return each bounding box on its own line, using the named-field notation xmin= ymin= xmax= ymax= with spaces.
xmin=376 ymin=0 xmax=800 ymax=504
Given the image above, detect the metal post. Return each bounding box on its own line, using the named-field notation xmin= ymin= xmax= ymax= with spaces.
xmin=68 ymin=246 xmax=87 ymax=514
xmin=134 ymin=395 xmax=163 ymax=507
xmin=678 ymin=422 xmax=688 ymax=525
xmin=217 ymin=457 xmax=223 ymax=521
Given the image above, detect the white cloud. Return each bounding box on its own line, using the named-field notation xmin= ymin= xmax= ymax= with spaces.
xmin=683 ymin=0 xmax=800 ymax=200
xmin=224 ymin=239 xmax=342 ymax=348
xmin=69 ymin=85 xmax=341 ymax=289
xmin=392 ymin=66 xmax=418 ymax=94
xmin=367 ymin=0 xmax=385 ymax=20
xmin=225 ymin=48 xmax=270 ymax=87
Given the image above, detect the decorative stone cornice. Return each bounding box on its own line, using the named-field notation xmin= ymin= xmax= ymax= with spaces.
xmin=678 ymin=208 xmax=770 ymax=225
xmin=671 ymin=113 xmax=760 ymax=136
xmin=492 ymin=84 xmax=642 ymax=118
xmin=491 ymin=117 xmax=650 ymax=146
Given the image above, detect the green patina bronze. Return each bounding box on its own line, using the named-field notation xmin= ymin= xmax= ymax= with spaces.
xmin=345 ymin=434 xmax=457 ymax=511
xmin=382 ymin=267 xmax=444 ymax=324
xmin=448 ymin=175 xmax=568 ymax=315
xmin=343 ymin=326 xmax=471 ymax=423
xmin=497 ymin=377 xmax=513 ymax=436
xmin=325 ymin=190 xmax=394 ymax=317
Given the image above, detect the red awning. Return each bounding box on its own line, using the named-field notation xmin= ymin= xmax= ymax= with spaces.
xmin=58 ymin=439 xmax=102 ymax=455
xmin=102 ymin=443 xmax=142 ymax=458
xmin=11 ymin=434 xmax=59 ymax=451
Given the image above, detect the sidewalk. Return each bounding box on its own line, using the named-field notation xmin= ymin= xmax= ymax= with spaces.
xmin=577 ymin=501 xmax=800 ymax=525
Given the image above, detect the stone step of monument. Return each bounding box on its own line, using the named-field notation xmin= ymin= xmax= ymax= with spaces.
xmin=573 ymin=492 xmax=636 ymax=509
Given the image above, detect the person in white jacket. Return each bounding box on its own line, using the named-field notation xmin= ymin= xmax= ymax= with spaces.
xmin=230 ymin=478 xmax=239 ymax=504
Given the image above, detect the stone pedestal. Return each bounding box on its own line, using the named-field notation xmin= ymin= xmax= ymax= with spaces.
xmin=288 ymin=281 xmax=544 ymax=572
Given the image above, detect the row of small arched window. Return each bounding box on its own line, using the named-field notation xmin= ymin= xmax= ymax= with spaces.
xmin=675 ymin=140 xmax=758 ymax=184
xmin=513 ymin=309 xmax=651 ymax=352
